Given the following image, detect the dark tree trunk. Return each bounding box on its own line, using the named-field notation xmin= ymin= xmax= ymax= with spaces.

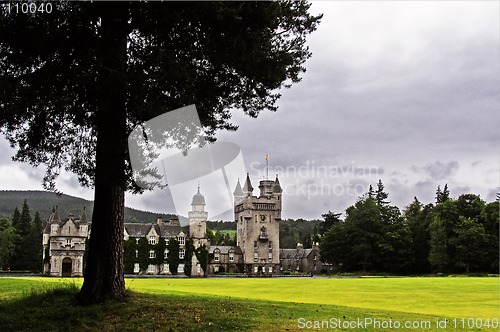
xmin=77 ymin=5 xmax=129 ymax=305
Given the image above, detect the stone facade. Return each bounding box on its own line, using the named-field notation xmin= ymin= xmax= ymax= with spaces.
xmin=234 ymin=174 xmax=282 ymax=275
xmin=42 ymin=208 xmax=88 ymax=277
xmin=279 ymin=243 xmax=333 ymax=274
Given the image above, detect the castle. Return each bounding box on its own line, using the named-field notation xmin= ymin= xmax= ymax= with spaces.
xmin=43 ymin=174 xmax=327 ymax=276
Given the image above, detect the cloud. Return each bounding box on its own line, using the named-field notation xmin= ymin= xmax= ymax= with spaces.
xmin=1 ymin=2 xmax=498 ymax=220
xmin=422 ymin=161 xmax=460 ymax=181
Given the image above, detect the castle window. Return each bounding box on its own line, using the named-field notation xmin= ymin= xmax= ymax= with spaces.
xmin=268 ymin=241 xmax=272 ymax=249
xmin=135 ymin=250 xmax=138 ymax=258
xmin=214 ymin=249 xmax=220 ymax=262
xmin=229 ymin=251 xmax=234 ymax=262
xmin=179 ymin=249 xmax=185 ymax=259
xmin=147 ymin=264 xmax=156 ymax=274
xmin=253 ymin=252 xmax=258 ymax=262
xmin=66 ymin=239 xmax=72 ymax=246
xmin=314 ymin=255 xmax=317 ymax=261
xmin=178 ymin=236 xmax=185 ymax=246
xmin=165 ymin=239 xmax=170 ymax=245
xmin=148 ymin=236 xmax=156 ymax=245
xmin=164 ymin=249 xmax=169 ymax=259
xmin=254 ymin=266 xmax=258 ymax=273
xmin=134 ymin=263 xmax=140 ymax=273
xmin=253 ymin=241 xmax=258 ymax=249
xmin=149 ymin=250 xmax=156 ymax=259
xmin=135 ymin=238 xmax=139 ymax=244
xmin=268 ymin=266 xmax=273 ymax=273
xmin=268 ymin=253 xmax=273 ymax=262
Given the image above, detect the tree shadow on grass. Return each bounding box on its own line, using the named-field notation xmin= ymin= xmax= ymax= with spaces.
xmin=0 ymin=284 xmax=256 ymax=332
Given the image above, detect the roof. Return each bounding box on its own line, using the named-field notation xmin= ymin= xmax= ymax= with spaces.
xmin=124 ymin=222 xmax=183 ymax=238
xmin=279 ymin=248 xmax=314 ymax=259
xmin=210 ymin=246 xmax=242 ymax=254
xmin=273 ymin=175 xmax=282 ymax=193
xmin=46 ymin=207 xmax=89 ymax=231
xmin=243 ymin=173 xmax=253 ymax=194
xmin=191 ymin=186 xmax=206 ymax=205
xmin=124 ymin=224 xmax=150 ymax=237
xmin=233 ymin=179 xmax=244 ymax=196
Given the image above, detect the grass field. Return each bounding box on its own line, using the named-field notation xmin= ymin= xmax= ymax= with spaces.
xmin=218 ymin=229 xmax=236 ymax=239
xmin=0 ymin=276 xmax=498 ymax=331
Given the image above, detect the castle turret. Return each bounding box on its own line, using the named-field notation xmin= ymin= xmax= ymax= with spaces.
xmin=50 ymin=206 xmax=61 ymax=235
xmin=79 ymin=207 xmax=89 ymax=236
xmin=233 ymin=178 xmax=244 ymax=204
xmin=188 ymin=184 xmax=208 ymax=277
xmin=188 ymin=184 xmax=208 ymax=243
xmin=273 ymin=174 xmax=282 ymax=211
xmin=243 ymin=173 xmax=253 ymax=196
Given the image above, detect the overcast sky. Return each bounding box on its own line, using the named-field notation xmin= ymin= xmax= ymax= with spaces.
xmin=1 ymin=1 xmax=499 ymax=220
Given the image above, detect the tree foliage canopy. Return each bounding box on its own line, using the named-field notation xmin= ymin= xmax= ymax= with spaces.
xmin=0 ymin=1 xmax=322 ymax=191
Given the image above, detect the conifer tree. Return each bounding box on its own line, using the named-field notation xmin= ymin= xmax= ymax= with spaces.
xmin=0 ymin=218 xmax=16 ymax=270
xmin=11 ymin=207 xmax=20 ymax=230
xmin=375 ymin=179 xmax=389 ymax=206
xmin=25 ymin=211 xmax=43 ymax=271
xmin=11 ymin=200 xmax=33 ymax=270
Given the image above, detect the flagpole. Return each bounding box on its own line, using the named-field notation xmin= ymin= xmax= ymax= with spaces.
xmin=266 ymin=154 xmax=269 ymax=180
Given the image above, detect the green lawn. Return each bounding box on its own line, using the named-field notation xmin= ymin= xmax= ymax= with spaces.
xmin=0 ymin=276 xmax=498 ymax=331
xmin=126 ymin=277 xmax=499 ymax=319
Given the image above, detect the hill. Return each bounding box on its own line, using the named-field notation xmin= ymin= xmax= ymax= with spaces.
xmin=0 ymin=190 xmax=177 ymax=224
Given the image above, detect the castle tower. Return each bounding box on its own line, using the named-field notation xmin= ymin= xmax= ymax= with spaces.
xmin=235 ymin=174 xmax=282 ymax=275
xmin=188 ymin=184 xmax=208 ymax=245
xmin=188 ymin=184 xmax=208 ymax=277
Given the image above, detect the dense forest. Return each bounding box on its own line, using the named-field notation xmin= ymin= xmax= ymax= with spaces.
xmin=320 ymin=181 xmax=499 ymax=275
xmin=0 ymin=199 xmax=42 ymax=271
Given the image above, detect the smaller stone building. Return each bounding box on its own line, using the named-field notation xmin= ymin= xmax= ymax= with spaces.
xmin=279 ymin=243 xmax=333 ymax=274
xmin=42 ymin=208 xmax=89 ymax=277
xmin=208 ymin=245 xmax=243 ymax=274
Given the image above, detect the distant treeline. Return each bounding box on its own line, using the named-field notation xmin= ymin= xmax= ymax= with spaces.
xmin=207 ymin=219 xmax=324 ymax=249
xmin=320 ymin=181 xmax=499 ymax=275
xmin=0 ymin=190 xmax=175 ymax=224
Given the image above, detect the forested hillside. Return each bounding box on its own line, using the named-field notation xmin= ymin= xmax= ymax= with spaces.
xmin=0 ymin=191 xmax=176 ymax=224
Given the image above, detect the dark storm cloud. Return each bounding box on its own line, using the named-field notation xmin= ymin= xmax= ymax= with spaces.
xmin=416 ymin=161 xmax=460 ymax=181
